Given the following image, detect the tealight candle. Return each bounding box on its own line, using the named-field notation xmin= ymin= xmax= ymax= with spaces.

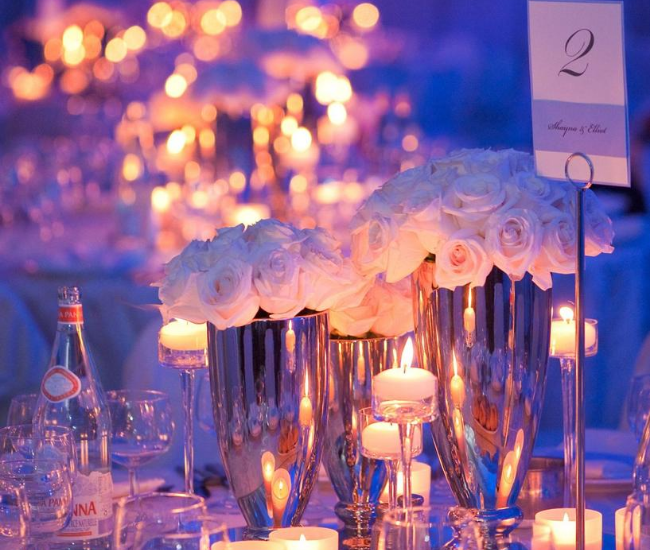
xmin=450 ymin=352 xmax=466 ymax=408
xmin=380 ymin=460 xmax=432 ymax=503
xmin=549 ymin=307 xmax=597 ymax=358
xmin=269 ymin=526 xmax=339 ymax=550
xmin=534 ymin=508 xmax=602 ymax=550
xmin=373 ymin=338 xmax=437 ymax=403
xmin=159 ymin=319 xmax=207 ymax=351
xmin=360 ymin=421 xmax=422 ymax=460
xmin=261 ymin=451 xmax=275 ymax=495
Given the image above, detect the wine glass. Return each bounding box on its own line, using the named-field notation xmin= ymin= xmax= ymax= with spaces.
xmin=359 ymin=407 xmax=423 ymax=509
xmin=629 ymin=374 xmax=650 ymax=443
xmin=380 ymin=506 xmax=479 ymax=550
xmin=113 ymin=492 xmax=207 ymax=550
xmin=134 ymin=515 xmax=229 ymax=549
xmin=0 ymin=425 xmax=77 ymax=480
xmin=0 ymin=458 xmax=73 ymax=549
xmin=6 ymin=393 xmax=39 ymax=426
xmin=107 ymin=390 xmax=175 ymax=497
xmin=196 ymin=371 xmax=240 ymax=515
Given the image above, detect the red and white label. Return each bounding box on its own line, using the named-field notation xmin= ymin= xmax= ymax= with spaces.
xmin=58 ymin=305 xmax=83 ymax=324
xmin=54 ymin=471 xmax=113 ymax=541
xmin=41 ymin=367 xmax=82 ymax=403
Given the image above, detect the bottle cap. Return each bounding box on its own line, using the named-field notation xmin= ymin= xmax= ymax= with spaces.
xmin=58 ymin=286 xmax=82 ymax=305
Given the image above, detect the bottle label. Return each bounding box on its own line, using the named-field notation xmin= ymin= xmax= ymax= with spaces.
xmin=58 ymin=305 xmax=83 ymax=324
xmin=41 ymin=366 xmax=82 ymax=403
xmin=54 ymin=470 xmax=113 ymax=541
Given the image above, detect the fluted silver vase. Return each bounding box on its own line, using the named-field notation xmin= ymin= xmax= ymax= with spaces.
xmin=413 ymin=261 xmax=551 ymax=548
xmin=207 ymin=311 xmax=329 ymax=536
xmin=323 ymin=334 xmax=407 ymax=547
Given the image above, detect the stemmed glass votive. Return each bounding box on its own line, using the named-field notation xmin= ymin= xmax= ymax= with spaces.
xmin=549 ymin=306 xmax=598 ymax=507
xmin=158 ymin=319 xmax=208 ymax=494
xmin=107 ymin=390 xmax=174 ymax=497
xmin=6 ymin=394 xmax=39 ymax=426
xmin=372 ymin=338 xmax=437 ymax=511
xmin=0 ymin=425 xmax=77 ymax=481
xmin=133 ymin=515 xmax=229 ymax=549
xmin=0 ymin=458 xmax=73 ymax=550
xmin=359 ymin=407 xmax=423 ymax=510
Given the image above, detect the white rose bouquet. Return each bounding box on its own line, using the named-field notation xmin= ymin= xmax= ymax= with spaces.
xmin=157 ymin=219 xmax=371 ymax=329
xmin=350 ymin=148 xmax=614 ymax=290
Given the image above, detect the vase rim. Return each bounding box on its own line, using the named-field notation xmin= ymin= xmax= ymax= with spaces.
xmin=207 ymin=308 xmax=328 ymax=330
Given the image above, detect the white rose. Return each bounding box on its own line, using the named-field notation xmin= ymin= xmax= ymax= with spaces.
xmin=253 ymin=245 xmax=310 ymax=319
xmin=513 ymin=172 xmax=566 ymax=209
xmin=530 ymin=210 xmax=576 ymax=290
xmin=584 ymin=190 xmax=614 ymax=256
xmin=158 ymin=240 xmax=211 ymax=305
xmin=485 ymin=208 xmax=543 ymax=279
xmin=329 ymin=278 xmax=413 ymax=338
xmin=370 ymin=278 xmax=414 ymax=337
xmin=384 ymin=228 xmax=430 ymax=283
xmin=197 ymin=257 xmax=260 ymax=329
xmin=351 ymin=212 xmax=398 ymax=277
xmin=301 ymin=229 xmax=372 ymax=311
xmin=244 ymin=218 xmax=303 ymax=247
xmin=443 ymin=172 xmax=519 ymax=229
xmin=434 ymin=229 xmax=494 ymax=290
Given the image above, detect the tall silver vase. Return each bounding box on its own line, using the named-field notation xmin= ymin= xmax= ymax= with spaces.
xmin=413 ymin=261 xmax=551 ymax=548
xmin=207 ymin=311 xmax=329 ymax=536
xmin=323 ymin=334 xmax=407 ymax=547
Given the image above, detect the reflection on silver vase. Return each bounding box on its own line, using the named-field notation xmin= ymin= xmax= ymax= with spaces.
xmin=323 ymin=334 xmax=407 ymax=547
xmin=413 ymin=261 xmax=551 ymax=548
xmin=206 ymin=311 xmax=329 ymax=536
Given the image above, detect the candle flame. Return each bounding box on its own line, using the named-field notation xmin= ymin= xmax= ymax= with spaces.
xmin=559 ymin=306 xmax=574 ymax=323
xmin=401 ymin=338 xmax=414 ymax=372
xmin=468 ymin=288 xmax=472 ymax=309
xmin=563 ymin=512 xmax=570 ymax=523
xmin=300 ymin=534 xmax=307 ymax=542
xmin=392 ymin=348 xmax=398 ymax=369
xmin=452 ymin=351 xmax=458 ymax=377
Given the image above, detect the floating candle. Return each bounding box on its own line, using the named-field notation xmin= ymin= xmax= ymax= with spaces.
xmin=360 ymin=421 xmax=422 ymax=460
xmin=549 ymin=307 xmax=597 ymax=358
xmin=372 ymin=338 xmax=437 ymax=403
xmin=534 ymin=508 xmax=602 ymax=550
xmin=159 ymin=319 xmax=207 ymax=351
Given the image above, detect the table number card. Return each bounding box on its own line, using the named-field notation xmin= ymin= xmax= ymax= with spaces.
xmin=528 ymin=0 xmax=630 ymax=187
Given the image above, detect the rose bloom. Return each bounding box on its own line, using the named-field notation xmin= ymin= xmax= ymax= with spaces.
xmin=530 ymin=210 xmax=576 ymax=290
xmin=485 ymin=208 xmax=543 ymax=279
xmin=434 ymin=229 xmax=493 ymax=290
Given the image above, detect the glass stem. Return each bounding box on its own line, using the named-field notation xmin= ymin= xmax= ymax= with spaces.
xmin=560 ymin=357 xmax=576 ymax=508
xmin=398 ymin=422 xmax=415 ymax=510
xmin=386 ymin=459 xmax=399 ymax=510
xmin=128 ymin=467 xmax=138 ymax=496
xmin=180 ymin=369 xmax=196 ymax=494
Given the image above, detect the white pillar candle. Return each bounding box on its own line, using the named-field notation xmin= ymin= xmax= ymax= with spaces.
xmin=360 ymin=422 xmax=422 ymax=460
xmin=159 ymin=319 xmax=207 ymax=350
xmin=615 ymin=507 xmax=625 ymax=550
xmin=380 ymin=460 xmax=431 ymax=503
xmin=269 ymin=526 xmax=338 ymax=550
xmin=372 ymin=338 xmax=437 ymax=402
xmin=549 ymin=307 xmax=597 ymax=357
xmin=534 ymin=508 xmax=602 ymax=550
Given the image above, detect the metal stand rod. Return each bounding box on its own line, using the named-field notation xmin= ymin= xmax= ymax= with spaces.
xmin=560 ymin=357 xmax=576 ymax=507
xmin=565 ymin=152 xmax=593 ymax=550
xmin=180 ymin=369 xmax=196 ymax=494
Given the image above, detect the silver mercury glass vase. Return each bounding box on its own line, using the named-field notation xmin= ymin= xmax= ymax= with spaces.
xmin=413 ymin=261 xmax=551 ymax=549
xmin=207 ymin=311 xmax=329 ymax=537
xmin=323 ymin=334 xmax=407 ymax=548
